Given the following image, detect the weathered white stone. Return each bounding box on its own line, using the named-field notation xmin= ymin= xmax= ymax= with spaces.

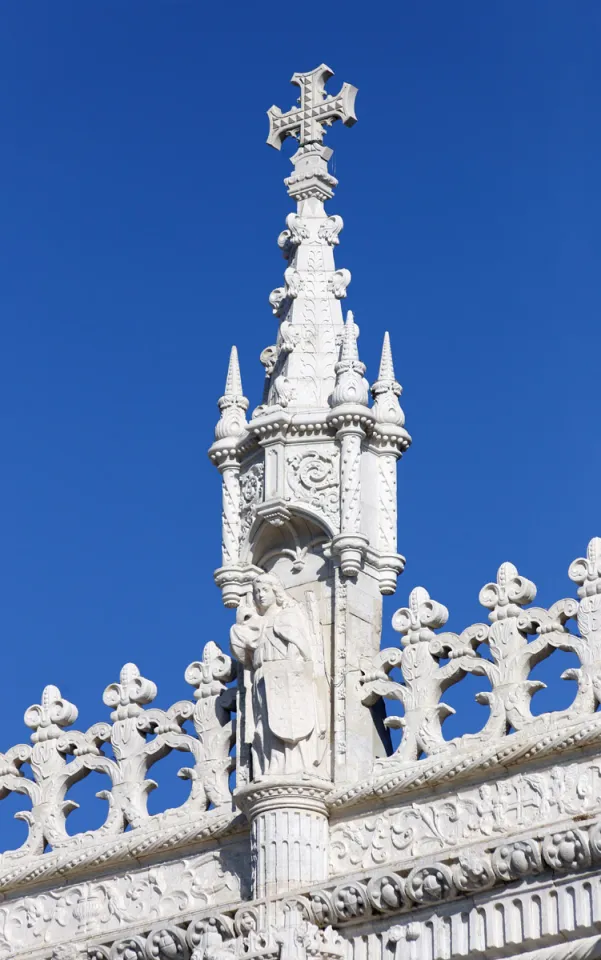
xmin=0 ymin=62 xmax=596 ymax=960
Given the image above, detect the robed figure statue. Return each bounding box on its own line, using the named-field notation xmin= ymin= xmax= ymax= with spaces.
xmin=230 ymin=572 xmax=325 ymax=779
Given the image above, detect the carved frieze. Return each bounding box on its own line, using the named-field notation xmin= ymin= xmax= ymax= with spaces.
xmin=330 ymin=756 xmax=601 ymax=873
xmin=0 ymin=849 xmax=245 ymax=959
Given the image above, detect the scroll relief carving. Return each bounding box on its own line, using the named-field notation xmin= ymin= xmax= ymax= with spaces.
xmin=79 ymin=815 xmax=601 ymax=960
xmin=287 ymin=449 xmax=340 ymax=528
xmin=239 ymin=463 xmax=264 ymax=544
xmin=0 ymin=851 xmax=241 ymax=958
xmin=330 ymin=756 xmax=601 ymax=873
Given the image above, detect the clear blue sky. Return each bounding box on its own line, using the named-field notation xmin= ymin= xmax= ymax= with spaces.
xmin=0 ymin=3 xmax=599 ymax=836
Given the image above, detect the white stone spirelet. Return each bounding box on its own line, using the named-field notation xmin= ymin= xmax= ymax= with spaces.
xmin=210 ymin=347 xmax=255 ymax=607
xmin=327 ymin=312 xmax=373 ymax=577
xmin=369 ymin=332 xmax=411 ymax=595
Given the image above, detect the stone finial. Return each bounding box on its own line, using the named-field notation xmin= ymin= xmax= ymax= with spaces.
xmin=391 ymin=586 xmax=449 ymax=645
xmin=371 ymin=332 xmax=406 ymax=427
xmin=24 ymin=685 xmax=78 ymax=743
xmin=331 ymin=312 xmax=369 ymax=407
xmin=569 ymin=538 xmax=601 ymax=598
xmin=266 ymin=64 xmax=357 ymax=150
xmin=479 ymin=562 xmax=537 ymax=622
xmin=214 ymin=346 xmax=249 ymax=442
xmin=185 ymin=640 xmax=235 ymax=699
xmin=103 ymin=663 xmax=157 ymax=720
xmin=225 ymin=344 xmax=243 ymax=397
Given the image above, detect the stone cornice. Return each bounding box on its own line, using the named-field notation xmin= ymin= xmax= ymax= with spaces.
xmin=0 ymin=808 xmax=245 ymax=899
xmin=76 ymin=812 xmax=601 ymax=960
xmin=328 ymin=710 xmax=601 ymax=810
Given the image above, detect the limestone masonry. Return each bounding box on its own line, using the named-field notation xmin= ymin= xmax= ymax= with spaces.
xmin=1 ymin=64 xmax=600 ymax=960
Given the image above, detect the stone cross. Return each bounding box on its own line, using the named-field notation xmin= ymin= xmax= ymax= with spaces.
xmin=267 ymin=63 xmax=357 ymax=150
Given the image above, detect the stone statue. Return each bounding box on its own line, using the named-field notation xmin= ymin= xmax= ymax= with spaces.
xmin=230 ymin=572 xmax=325 ymax=778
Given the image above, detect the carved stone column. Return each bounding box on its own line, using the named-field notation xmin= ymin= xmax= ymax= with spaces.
xmin=327 ymin=312 xmax=373 ymax=577
xmin=369 ymin=331 xmax=411 ymax=595
xmin=209 ymin=346 xmax=251 ymax=608
xmin=236 ymin=779 xmax=330 ymax=899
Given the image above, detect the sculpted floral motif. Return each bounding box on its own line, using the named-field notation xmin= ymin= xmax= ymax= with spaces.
xmin=268 ymin=287 xmax=288 ymax=318
xmin=287 ymin=450 xmax=339 ymax=523
xmin=328 ymin=269 xmax=351 ymax=299
xmin=405 ymin=865 xmax=453 ymax=903
xmin=330 ymin=760 xmax=601 ymax=873
xmin=332 ymin=882 xmax=369 ymax=920
xmin=366 ymin=872 xmax=405 ymax=911
xmin=542 ymin=828 xmax=591 ymax=872
xmin=278 ymin=213 xmax=309 ymax=259
xmin=492 ymin=839 xmax=543 ymax=880
xmin=111 ymin=937 xmax=146 ymax=960
xmin=452 ymin=853 xmax=495 ymax=892
xmin=145 ymin=926 xmax=190 ymax=960
xmin=0 ymin=853 xmax=241 ymax=956
xmin=239 ymin=463 xmax=264 ymax=543
xmin=317 ymin=216 xmax=343 ymax=246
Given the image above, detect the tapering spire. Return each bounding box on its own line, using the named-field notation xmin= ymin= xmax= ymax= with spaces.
xmin=213 ymin=346 xmax=249 ymax=442
xmin=331 ymin=311 xmax=369 ymax=408
xmin=224 ymin=345 xmax=243 ymax=398
xmin=339 ymin=310 xmax=360 ymax=364
xmin=249 ymin=66 xmax=358 ymax=418
xmin=377 ymin=331 xmax=396 ymax=382
xmin=371 ymin=332 xmax=408 ymax=431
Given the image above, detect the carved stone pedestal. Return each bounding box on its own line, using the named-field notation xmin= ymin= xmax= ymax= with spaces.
xmin=236 ymin=779 xmax=331 ymax=900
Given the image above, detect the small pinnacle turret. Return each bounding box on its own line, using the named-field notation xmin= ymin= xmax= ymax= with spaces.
xmin=371 ymin=332 xmax=408 ymax=430
xmin=224 ymin=345 xmax=244 ymax=399
xmin=213 ymin=346 xmax=249 ymax=444
xmin=331 ymin=311 xmax=369 ymax=408
xmin=378 ymin=331 xmax=395 ymax=381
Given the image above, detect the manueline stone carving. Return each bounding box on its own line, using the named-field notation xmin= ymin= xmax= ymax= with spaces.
xmin=230 ymin=573 xmax=326 ymax=778
xmin=329 ymin=756 xmax=601 ymax=872
xmin=2 ymin=61 xmax=601 ymax=960
xmin=287 ymin=450 xmax=339 ymax=525
xmin=357 ymin=541 xmax=601 ymax=775
xmin=239 ymin=463 xmax=264 ymax=544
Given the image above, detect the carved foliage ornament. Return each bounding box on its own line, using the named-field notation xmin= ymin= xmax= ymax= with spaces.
xmin=0 ymin=649 xmax=236 ymax=863
xmin=287 ymin=450 xmax=339 ymax=524
xmin=360 ymin=539 xmax=601 ymax=764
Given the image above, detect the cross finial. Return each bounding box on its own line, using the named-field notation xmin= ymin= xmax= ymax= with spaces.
xmin=267 ymin=64 xmax=357 ymax=150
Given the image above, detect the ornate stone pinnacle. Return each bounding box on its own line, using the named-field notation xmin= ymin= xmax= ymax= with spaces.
xmin=24 ymin=685 xmax=78 ymax=742
xmin=331 ymin=311 xmax=369 ymax=408
xmin=213 ymin=346 xmax=249 ymax=443
xmin=479 ymin=562 xmax=537 ymax=622
xmin=339 ymin=310 xmax=360 ymax=365
xmin=103 ymin=663 xmax=157 ymax=720
xmin=268 ymin=65 xmax=358 ymax=203
xmin=266 ymin=64 xmax=357 ymax=150
xmin=372 ymin=332 xmax=407 ymax=429
xmin=224 ymin=345 xmax=244 ymax=398
xmin=378 ymin=332 xmax=396 ymax=382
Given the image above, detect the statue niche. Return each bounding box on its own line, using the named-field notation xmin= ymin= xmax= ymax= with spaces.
xmin=230 ymin=572 xmax=327 ymax=779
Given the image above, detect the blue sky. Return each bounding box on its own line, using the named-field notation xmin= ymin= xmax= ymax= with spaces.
xmin=0 ymin=3 xmax=599 ymax=836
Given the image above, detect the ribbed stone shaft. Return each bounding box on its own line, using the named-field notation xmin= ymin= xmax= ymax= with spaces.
xmin=236 ymin=779 xmax=330 ymax=899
